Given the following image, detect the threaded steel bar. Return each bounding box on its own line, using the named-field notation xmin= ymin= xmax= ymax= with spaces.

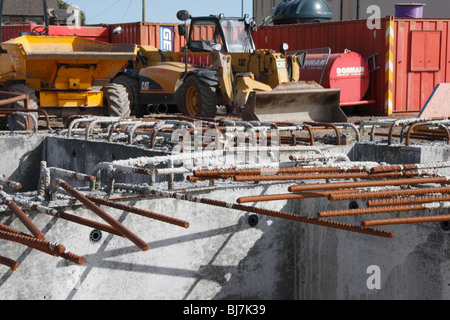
xmin=0 ymin=178 xmax=22 ymax=190
xmin=288 ymin=176 xmax=450 ymax=193
xmin=236 ymin=189 xmax=358 ymax=204
xmin=362 ymin=213 xmax=450 ymax=227
xmin=0 ymin=255 xmax=19 ymax=271
xmin=0 ymin=189 xmax=45 ymax=240
xmin=86 ymin=195 xmax=190 ymax=229
xmin=0 ymin=223 xmax=31 ymax=237
xmin=328 ymin=186 xmax=450 ymax=201
xmin=234 ymin=170 xmax=432 ymax=182
xmin=60 ymin=251 xmax=86 ymax=265
xmin=318 ymin=201 xmax=450 ymax=218
xmin=0 ymin=227 xmax=65 ymax=255
xmin=57 ymin=179 xmax=149 ymax=251
xmin=49 ymin=167 xmax=95 ymax=182
xmin=13 ymin=197 xmax=124 ymax=237
xmin=367 ymin=194 xmax=450 ymax=207
xmin=113 ymin=183 xmax=393 ymax=238
xmin=193 ymin=164 xmax=377 ymax=178
xmin=370 ymin=161 xmax=450 ymax=174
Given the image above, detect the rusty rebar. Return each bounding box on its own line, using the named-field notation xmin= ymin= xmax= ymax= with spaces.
xmin=236 ymin=189 xmax=359 ymax=204
xmin=0 ymin=189 xmax=45 ymax=240
xmin=0 ymin=178 xmax=22 ymax=190
xmin=49 ymin=167 xmax=95 ymax=182
xmin=11 ymin=196 xmax=123 ymax=237
xmin=288 ymin=176 xmax=450 ymax=193
xmin=304 ymin=122 xmax=341 ymax=145
xmin=233 ymin=170 xmax=433 ymax=182
xmin=193 ymin=165 xmax=372 ymax=178
xmin=237 ymin=192 xmax=329 ymax=203
xmin=362 ymin=213 xmax=450 ymax=227
xmin=0 ymin=255 xmax=19 ymax=271
xmin=366 ymin=194 xmax=450 ymax=207
xmin=0 ymin=226 xmax=65 ymax=255
xmin=86 ymin=195 xmax=190 ymax=229
xmin=405 ymin=122 xmax=450 ymax=146
xmin=318 ymin=201 xmax=450 ymax=218
xmin=57 ymin=179 xmax=149 ymax=251
xmin=370 ymin=161 xmax=450 ymax=174
xmin=60 ymin=251 xmax=86 ymax=265
xmin=328 ymin=186 xmax=450 ymax=201
xmin=0 ymin=108 xmax=51 ymax=130
xmin=114 ymin=184 xmax=393 ymax=238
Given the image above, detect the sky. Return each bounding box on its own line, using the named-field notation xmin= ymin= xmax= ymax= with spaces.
xmin=62 ymin=0 xmax=254 ymax=25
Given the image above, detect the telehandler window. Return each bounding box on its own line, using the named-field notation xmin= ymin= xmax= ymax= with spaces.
xmin=189 ymin=21 xmax=224 ymax=52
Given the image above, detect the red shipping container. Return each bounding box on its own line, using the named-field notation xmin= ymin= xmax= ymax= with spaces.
xmin=254 ymin=17 xmax=450 ymax=116
xmin=107 ymin=21 xmax=217 ymax=54
xmin=108 ymin=22 xmax=186 ymax=52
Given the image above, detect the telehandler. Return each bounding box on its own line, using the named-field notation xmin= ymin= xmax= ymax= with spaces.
xmin=113 ymin=10 xmax=347 ymax=123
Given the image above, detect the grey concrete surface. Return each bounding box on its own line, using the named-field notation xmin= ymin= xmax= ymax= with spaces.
xmin=0 ymin=135 xmax=449 ymax=300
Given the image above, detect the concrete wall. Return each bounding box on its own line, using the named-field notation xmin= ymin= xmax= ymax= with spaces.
xmin=1 ymin=136 xmax=450 ymax=299
xmin=0 ymin=135 xmax=46 ymax=192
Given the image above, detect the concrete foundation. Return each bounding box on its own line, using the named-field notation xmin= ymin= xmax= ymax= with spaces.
xmin=0 ymin=134 xmax=449 ymax=300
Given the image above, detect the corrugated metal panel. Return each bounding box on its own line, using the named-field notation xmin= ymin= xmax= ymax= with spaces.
xmin=255 ymin=17 xmax=450 ymax=115
xmin=108 ymin=22 xmax=185 ymax=52
xmin=108 ymin=22 xmax=216 ymax=53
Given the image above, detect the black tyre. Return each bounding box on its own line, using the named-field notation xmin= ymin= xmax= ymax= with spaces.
xmin=103 ymin=83 xmax=131 ymax=117
xmin=112 ymin=75 xmax=145 ymax=117
xmin=177 ymin=75 xmax=218 ymax=118
xmin=7 ymin=84 xmax=39 ymax=130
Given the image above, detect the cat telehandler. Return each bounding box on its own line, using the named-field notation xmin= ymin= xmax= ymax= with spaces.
xmin=113 ymin=10 xmax=346 ymax=123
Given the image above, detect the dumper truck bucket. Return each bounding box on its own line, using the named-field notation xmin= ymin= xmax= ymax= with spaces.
xmin=242 ymin=81 xmax=348 ymax=123
xmin=0 ymin=36 xmax=137 ymax=82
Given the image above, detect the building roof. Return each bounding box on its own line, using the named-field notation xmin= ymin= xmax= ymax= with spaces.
xmin=3 ymin=0 xmax=59 ymax=16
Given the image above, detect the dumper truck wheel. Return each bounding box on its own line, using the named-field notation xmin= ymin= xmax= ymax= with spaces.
xmin=178 ymin=75 xmax=218 ymax=118
xmin=112 ymin=75 xmax=145 ymax=117
xmin=103 ymin=83 xmax=131 ymax=118
xmin=7 ymin=84 xmax=39 ymax=131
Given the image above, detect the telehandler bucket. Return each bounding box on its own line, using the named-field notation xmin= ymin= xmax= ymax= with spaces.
xmin=242 ymin=81 xmax=348 ymax=123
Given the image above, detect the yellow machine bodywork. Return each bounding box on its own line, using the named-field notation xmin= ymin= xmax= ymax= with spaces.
xmin=137 ymin=45 xmax=346 ymax=123
xmin=0 ymin=35 xmax=137 ymax=112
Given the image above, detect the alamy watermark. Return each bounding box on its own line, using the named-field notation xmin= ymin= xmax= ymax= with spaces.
xmin=65 ymin=5 xmax=82 ymax=29
xmin=168 ymin=121 xmax=282 ymax=171
xmin=366 ymin=5 xmax=382 ymax=30
xmin=366 ymin=265 xmax=381 ymax=290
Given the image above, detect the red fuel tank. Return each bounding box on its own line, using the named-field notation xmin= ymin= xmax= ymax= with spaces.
xmin=300 ymin=50 xmax=370 ymax=104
